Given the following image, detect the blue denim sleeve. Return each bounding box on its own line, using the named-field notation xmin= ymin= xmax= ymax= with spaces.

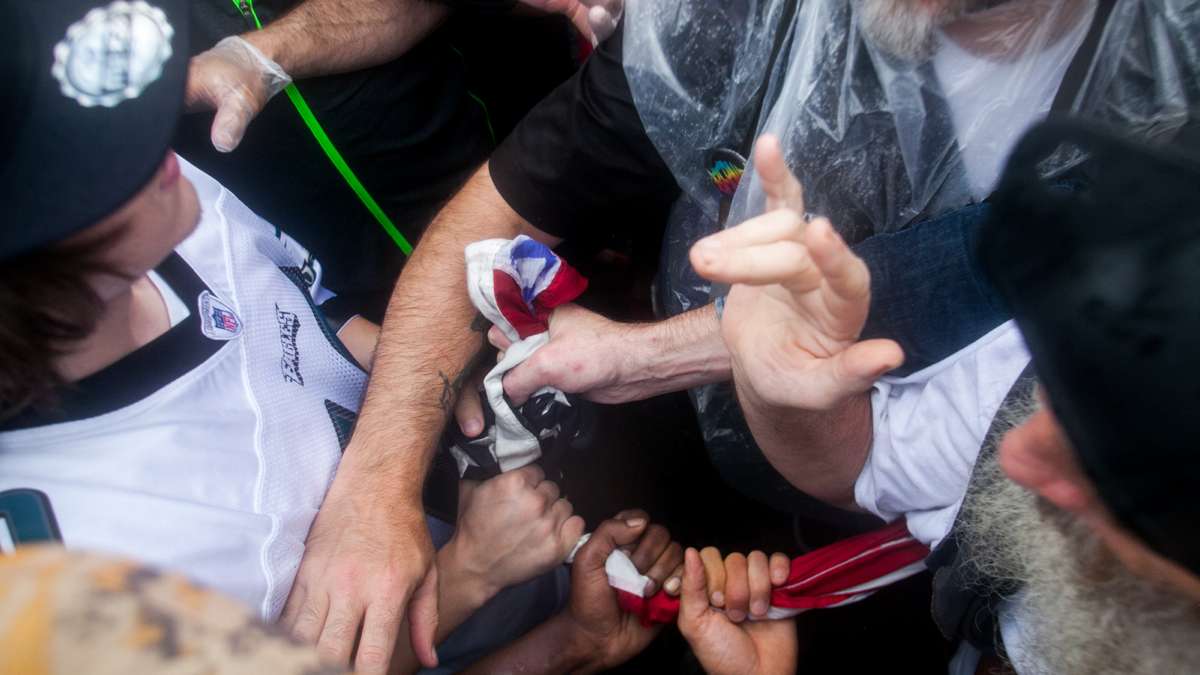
xmin=855 ymin=203 xmax=1010 ymax=376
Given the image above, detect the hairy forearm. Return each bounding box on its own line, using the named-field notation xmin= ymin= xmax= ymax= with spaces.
xmin=735 ymin=382 xmax=874 ymax=510
xmin=342 ymin=164 xmax=528 ymax=499
xmin=622 ymin=304 xmax=731 ymax=398
xmin=462 ymin=613 xmax=598 ymax=675
xmin=241 ymin=0 xmax=449 ymax=78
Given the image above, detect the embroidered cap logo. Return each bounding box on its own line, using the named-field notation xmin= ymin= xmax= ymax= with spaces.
xmin=52 ymin=0 xmax=174 ymax=108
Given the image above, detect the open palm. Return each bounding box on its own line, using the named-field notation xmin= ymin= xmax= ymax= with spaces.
xmin=690 ymin=136 xmax=902 ymax=410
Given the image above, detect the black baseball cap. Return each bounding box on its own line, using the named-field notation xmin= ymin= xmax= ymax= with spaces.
xmin=980 ymin=118 xmax=1200 ymax=574
xmin=0 ymin=0 xmax=189 ymax=261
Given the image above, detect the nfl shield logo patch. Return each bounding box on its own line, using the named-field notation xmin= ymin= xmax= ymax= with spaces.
xmin=198 ymin=290 xmax=243 ymax=340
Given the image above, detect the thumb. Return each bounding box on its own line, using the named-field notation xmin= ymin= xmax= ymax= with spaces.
xmin=827 ymin=338 xmax=905 ymax=399
xmin=678 ymin=547 xmax=710 ymax=626
xmin=210 ymin=92 xmax=258 ymax=153
xmin=408 ymin=565 xmax=440 ymax=669
xmin=488 ymin=325 xmax=514 ymax=351
xmin=574 ymin=516 xmax=648 ymax=573
xmin=501 ymin=357 xmax=547 ymax=406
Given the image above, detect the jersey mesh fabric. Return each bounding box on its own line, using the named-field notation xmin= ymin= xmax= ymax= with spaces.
xmin=212 ymin=165 xmax=368 ymax=619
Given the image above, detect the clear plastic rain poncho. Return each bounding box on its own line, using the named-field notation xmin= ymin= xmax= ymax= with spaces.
xmin=628 ymin=0 xmax=1198 ymax=246
xmin=623 ymin=0 xmax=1200 ymax=505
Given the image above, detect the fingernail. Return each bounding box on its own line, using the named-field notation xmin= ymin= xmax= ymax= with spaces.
xmin=711 ymin=591 xmax=724 ymax=607
xmin=625 ymin=518 xmax=646 ymax=528
xmin=664 ymin=577 xmax=681 ymax=594
xmin=752 ymin=600 xmax=768 ymax=616
xmin=464 ymin=420 xmax=482 ymax=436
xmin=727 ymin=609 xmax=746 ymax=623
xmin=644 ymin=580 xmax=658 ymax=595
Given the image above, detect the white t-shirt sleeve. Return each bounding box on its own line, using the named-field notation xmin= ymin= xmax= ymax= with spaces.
xmin=853 ymin=321 xmax=1032 ymax=548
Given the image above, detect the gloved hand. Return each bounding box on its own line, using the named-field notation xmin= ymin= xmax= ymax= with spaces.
xmin=186 ymin=36 xmax=292 ymax=153
xmin=581 ymin=0 xmax=622 ymax=43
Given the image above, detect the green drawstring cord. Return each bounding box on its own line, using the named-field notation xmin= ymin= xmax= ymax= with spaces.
xmin=232 ymin=0 xmax=413 ymax=255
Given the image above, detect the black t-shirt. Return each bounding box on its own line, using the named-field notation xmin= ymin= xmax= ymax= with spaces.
xmin=175 ymin=1 xmax=494 ymax=314
xmin=489 ymin=23 xmax=680 ymax=242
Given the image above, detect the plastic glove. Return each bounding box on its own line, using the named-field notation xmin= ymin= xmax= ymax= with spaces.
xmin=520 ymin=0 xmax=622 ymax=45
xmin=186 ymin=36 xmax=291 ymax=153
xmin=581 ymin=0 xmax=622 ymax=43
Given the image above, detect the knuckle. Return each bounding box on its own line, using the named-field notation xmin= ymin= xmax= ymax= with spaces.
xmin=519 ymin=491 xmax=543 ymax=512
xmin=316 ymin=642 xmax=348 ymax=664
xmin=537 ymin=518 xmax=558 ymax=538
xmin=293 ymin=606 xmax=324 ymax=637
xmin=662 ymin=542 xmax=683 ymax=565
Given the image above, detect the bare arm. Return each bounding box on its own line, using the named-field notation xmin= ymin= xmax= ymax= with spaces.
xmin=280 ymin=165 xmax=547 ymax=673
xmin=734 ymin=385 xmax=873 ymax=509
xmin=353 ymin=164 xmax=538 ymax=504
xmin=461 ymin=613 xmax=600 ymax=674
xmin=241 ymin=0 xmax=449 ymax=78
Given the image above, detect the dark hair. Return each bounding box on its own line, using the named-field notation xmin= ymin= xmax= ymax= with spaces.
xmin=0 ymin=235 xmax=124 ymax=422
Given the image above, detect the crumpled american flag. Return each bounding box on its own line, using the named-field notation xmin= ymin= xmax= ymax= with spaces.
xmin=459 ymin=235 xmax=588 ymax=477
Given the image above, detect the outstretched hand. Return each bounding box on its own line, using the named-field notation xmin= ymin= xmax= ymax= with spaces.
xmin=690 ymin=136 xmax=903 ymax=411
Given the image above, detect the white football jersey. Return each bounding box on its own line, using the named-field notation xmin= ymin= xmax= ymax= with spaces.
xmin=0 ymin=157 xmax=367 ymax=620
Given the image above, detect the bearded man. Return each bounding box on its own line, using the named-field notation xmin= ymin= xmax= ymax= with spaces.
xmin=281 ymin=0 xmax=1200 ymax=663
xmin=689 ymin=118 xmax=1200 ymax=673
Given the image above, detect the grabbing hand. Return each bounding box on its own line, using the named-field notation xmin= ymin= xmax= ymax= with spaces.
xmin=186 ymin=36 xmax=291 ymax=153
xmin=279 ymin=460 xmax=438 ymax=674
xmin=695 ymin=547 xmax=790 ymax=622
xmin=563 ymin=512 xmax=683 ymax=670
xmin=519 ymin=0 xmax=623 ymax=45
xmin=690 ymin=135 xmax=904 ymax=411
xmin=488 ymin=304 xmax=650 ymax=406
xmin=442 ymin=466 xmax=585 ymax=596
xmin=678 ymin=548 xmax=798 ymax=675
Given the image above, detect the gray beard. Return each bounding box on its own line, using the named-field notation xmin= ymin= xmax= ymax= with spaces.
xmin=956 ymin=396 xmax=1200 ymax=674
xmin=852 ymin=0 xmax=1000 ymax=62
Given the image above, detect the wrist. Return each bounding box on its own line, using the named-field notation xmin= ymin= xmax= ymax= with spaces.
xmin=550 ymin=612 xmax=607 ymax=673
xmin=436 ymin=539 xmax=500 ymax=610
xmin=337 ymin=438 xmax=426 ymax=505
xmin=239 ymin=29 xmax=288 ymax=73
